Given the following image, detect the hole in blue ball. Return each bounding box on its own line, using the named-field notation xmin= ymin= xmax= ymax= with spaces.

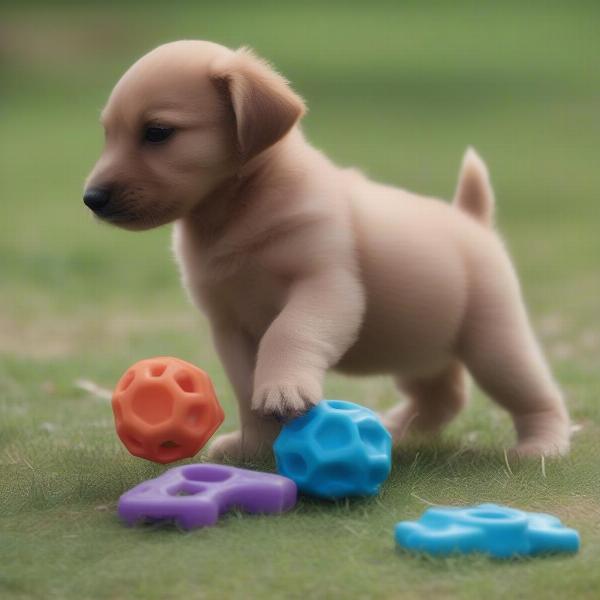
xmin=327 ymin=400 xmax=356 ymax=411
xmin=317 ymin=461 xmax=356 ymax=482
xmin=314 ymin=418 xmax=354 ymax=450
xmin=357 ymin=420 xmax=386 ymax=453
xmin=283 ymin=452 xmax=308 ymax=477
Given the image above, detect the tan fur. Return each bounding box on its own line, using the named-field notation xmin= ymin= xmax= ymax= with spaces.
xmin=453 ymin=147 xmax=495 ymax=226
xmin=85 ymin=40 xmax=571 ymax=460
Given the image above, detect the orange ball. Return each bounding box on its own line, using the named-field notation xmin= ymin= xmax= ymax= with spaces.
xmin=112 ymin=357 xmax=224 ymax=464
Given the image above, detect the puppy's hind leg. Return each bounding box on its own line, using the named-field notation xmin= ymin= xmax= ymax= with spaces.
xmin=459 ymin=280 xmax=570 ymax=457
xmin=382 ymin=361 xmax=469 ymax=445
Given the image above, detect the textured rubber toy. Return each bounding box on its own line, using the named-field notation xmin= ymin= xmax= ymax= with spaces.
xmin=274 ymin=399 xmax=392 ymax=499
xmin=112 ymin=357 xmax=224 ymax=464
xmin=395 ymin=503 xmax=580 ymax=558
xmin=118 ymin=463 xmax=297 ymax=529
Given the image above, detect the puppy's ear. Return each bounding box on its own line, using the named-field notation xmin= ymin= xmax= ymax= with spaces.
xmin=210 ymin=47 xmax=306 ymax=162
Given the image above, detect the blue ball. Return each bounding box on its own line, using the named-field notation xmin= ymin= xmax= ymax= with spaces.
xmin=274 ymin=400 xmax=392 ymax=499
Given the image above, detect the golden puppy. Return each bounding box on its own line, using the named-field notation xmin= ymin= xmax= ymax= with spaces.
xmin=84 ymin=40 xmax=570 ymax=460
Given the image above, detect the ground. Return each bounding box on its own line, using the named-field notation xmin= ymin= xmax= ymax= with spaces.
xmin=1 ymin=1 xmax=600 ymax=598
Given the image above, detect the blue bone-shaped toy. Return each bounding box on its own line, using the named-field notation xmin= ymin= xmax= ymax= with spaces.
xmin=395 ymin=503 xmax=580 ymax=558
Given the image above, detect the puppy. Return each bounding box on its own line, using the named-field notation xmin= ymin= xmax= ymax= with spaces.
xmin=84 ymin=40 xmax=570 ymax=460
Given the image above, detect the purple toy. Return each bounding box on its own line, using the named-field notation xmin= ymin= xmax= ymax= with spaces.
xmin=118 ymin=463 xmax=297 ymax=529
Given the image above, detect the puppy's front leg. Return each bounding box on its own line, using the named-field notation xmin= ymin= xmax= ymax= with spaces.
xmin=208 ymin=323 xmax=281 ymax=461
xmin=252 ymin=269 xmax=364 ymax=420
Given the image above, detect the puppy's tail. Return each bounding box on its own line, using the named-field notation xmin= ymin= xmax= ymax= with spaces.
xmin=453 ymin=147 xmax=495 ymax=227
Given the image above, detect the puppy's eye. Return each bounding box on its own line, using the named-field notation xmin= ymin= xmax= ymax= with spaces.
xmin=143 ymin=126 xmax=175 ymax=144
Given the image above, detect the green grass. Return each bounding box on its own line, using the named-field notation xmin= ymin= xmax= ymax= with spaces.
xmin=2 ymin=1 xmax=600 ymax=598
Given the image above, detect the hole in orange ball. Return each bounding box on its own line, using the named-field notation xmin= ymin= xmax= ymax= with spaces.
xmin=149 ymin=363 xmax=167 ymax=377
xmin=131 ymin=384 xmax=174 ymax=425
xmin=175 ymin=371 xmax=196 ymax=393
xmin=160 ymin=440 xmax=179 ymax=448
xmin=119 ymin=370 xmax=135 ymax=392
xmin=156 ymin=440 xmax=187 ymax=463
xmin=186 ymin=405 xmax=203 ymax=426
xmin=160 ymin=440 xmax=180 ymax=449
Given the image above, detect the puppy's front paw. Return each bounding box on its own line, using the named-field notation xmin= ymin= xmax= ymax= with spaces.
xmin=252 ymin=379 xmax=322 ymax=421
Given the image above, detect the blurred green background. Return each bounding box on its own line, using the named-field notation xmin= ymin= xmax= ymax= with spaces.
xmin=1 ymin=1 xmax=599 ymax=599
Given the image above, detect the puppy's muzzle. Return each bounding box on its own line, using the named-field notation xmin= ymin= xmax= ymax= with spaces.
xmin=83 ymin=187 xmax=112 ymax=213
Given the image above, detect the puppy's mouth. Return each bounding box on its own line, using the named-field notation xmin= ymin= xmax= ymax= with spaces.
xmin=92 ymin=202 xmax=176 ymax=231
xmin=89 ymin=202 xmax=138 ymax=226
xmin=96 ymin=206 xmax=138 ymax=225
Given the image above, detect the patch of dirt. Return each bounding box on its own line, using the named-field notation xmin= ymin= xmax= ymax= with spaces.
xmin=534 ymin=495 xmax=600 ymax=527
xmin=0 ymin=310 xmax=199 ymax=359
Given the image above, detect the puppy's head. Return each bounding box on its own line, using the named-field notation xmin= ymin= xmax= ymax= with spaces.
xmin=84 ymin=40 xmax=305 ymax=230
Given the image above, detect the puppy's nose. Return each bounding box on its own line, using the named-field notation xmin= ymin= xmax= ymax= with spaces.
xmin=83 ymin=187 xmax=111 ymax=212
